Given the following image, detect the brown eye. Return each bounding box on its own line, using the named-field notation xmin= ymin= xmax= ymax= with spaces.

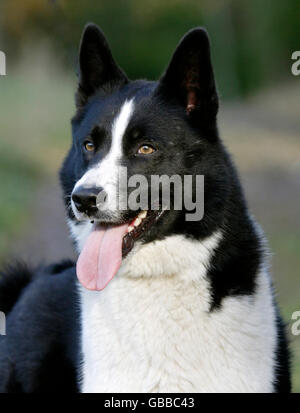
xmin=137 ymin=144 xmax=156 ymax=155
xmin=84 ymin=140 xmax=95 ymax=152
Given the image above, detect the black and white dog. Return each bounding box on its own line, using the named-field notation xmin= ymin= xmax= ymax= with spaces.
xmin=0 ymin=24 xmax=291 ymax=392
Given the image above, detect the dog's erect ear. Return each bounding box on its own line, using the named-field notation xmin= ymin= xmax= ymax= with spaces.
xmin=76 ymin=23 xmax=128 ymax=108
xmin=157 ymin=28 xmax=218 ymax=119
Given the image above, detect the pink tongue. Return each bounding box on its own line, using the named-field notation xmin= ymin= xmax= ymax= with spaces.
xmin=76 ymin=223 xmax=128 ymax=291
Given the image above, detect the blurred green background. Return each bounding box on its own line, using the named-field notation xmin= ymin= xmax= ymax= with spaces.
xmin=0 ymin=0 xmax=299 ymax=391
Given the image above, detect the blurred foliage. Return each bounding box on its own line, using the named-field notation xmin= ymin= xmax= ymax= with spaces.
xmin=0 ymin=149 xmax=40 ymax=258
xmin=0 ymin=0 xmax=299 ymax=98
xmin=0 ymin=49 xmax=74 ymax=261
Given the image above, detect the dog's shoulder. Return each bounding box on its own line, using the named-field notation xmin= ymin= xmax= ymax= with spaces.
xmin=0 ymin=260 xmax=79 ymax=393
xmin=0 ymin=261 xmax=34 ymax=315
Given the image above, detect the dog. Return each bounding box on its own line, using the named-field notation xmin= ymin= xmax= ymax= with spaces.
xmin=0 ymin=23 xmax=291 ymax=393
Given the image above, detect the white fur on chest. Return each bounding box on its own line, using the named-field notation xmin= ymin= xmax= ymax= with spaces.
xmin=79 ymin=233 xmax=277 ymax=393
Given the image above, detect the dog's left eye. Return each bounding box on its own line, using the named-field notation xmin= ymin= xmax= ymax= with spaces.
xmin=83 ymin=140 xmax=95 ymax=152
xmin=137 ymin=144 xmax=156 ymax=155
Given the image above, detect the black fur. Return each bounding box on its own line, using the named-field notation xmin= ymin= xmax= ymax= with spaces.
xmin=273 ymin=309 xmax=292 ymax=392
xmin=0 ymin=262 xmax=33 ymax=314
xmin=0 ymin=262 xmax=79 ymax=393
xmin=0 ymin=23 xmax=291 ymax=392
xmin=76 ymin=23 xmax=128 ymax=110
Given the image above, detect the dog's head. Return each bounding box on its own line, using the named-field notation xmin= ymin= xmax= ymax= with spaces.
xmin=60 ymin=24 xmax=231 ymax=290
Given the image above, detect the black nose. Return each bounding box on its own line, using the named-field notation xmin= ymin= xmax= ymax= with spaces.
xmin=72 ymin=186 xmax=104 ymax=215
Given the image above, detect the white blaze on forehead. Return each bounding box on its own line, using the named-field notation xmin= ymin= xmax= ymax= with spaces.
xmin=111 ymin=99 xmax=135 ymax=158
xmin=72 ymin=99 xmax=135 ymax=215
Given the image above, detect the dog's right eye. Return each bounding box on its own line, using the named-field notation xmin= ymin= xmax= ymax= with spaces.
xmin=137 ymin=144 xmax=156 ymax=155
xmin=83 ymin=140 xmax=95 ymax=152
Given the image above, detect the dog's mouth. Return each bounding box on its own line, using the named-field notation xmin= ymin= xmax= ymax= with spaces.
xmin=76 ymin=209 xmax=165 ymax=291
xmin=122 ymin=209 xmax=165 ymax=257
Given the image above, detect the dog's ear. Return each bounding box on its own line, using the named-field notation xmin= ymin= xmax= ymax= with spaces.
xmin=76 ymin=23 xmax=128 ymax=108
xmin=157 ymin=28 xmax=218 ymax=119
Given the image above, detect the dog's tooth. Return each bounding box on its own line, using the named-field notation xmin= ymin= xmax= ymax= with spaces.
xmin=139 ymin=210 xmax=147 ymax=219
xmin=128 ymin=225 xmax=134 ymax=233
xmin=134 ymin=218 xmax=141 ymax=227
